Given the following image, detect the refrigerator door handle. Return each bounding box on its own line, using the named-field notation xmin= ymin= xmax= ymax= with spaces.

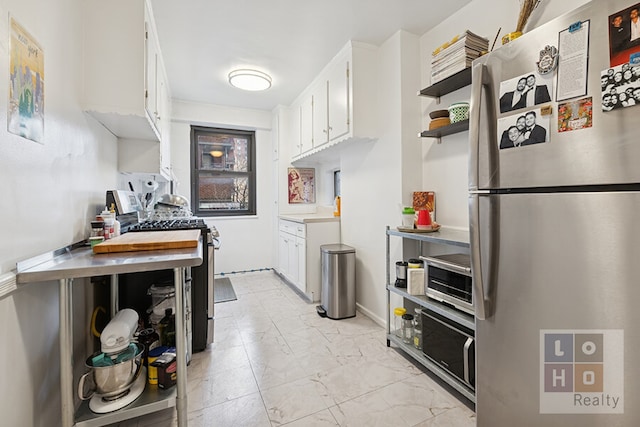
xmin=470 ymin=192 xmax=491 ymax=319
xmin=463 ymin=336 xmax=474 ymax=385
xmin=469 ymin=62 xmax=487 ymax=192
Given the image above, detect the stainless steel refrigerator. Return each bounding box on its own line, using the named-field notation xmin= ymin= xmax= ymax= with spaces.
xmin=470 ymin=0 xmax=640 ymax=425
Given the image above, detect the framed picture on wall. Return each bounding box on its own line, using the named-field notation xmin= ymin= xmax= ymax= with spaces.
xmin=8 ymin=17 xmax=44 ymax=144
xmin=288 ymin=167 xmax=315 ymax=204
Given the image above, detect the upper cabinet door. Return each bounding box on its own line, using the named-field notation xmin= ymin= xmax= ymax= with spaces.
xmin=300 ymin=95 xmax=314 ymax=153
xmin=144 ymin=19 xmax=159 ymax=134
xmin=327 ymin=59 xmax=350 ymax=142
xmin=312 ymin=80 xmax=328 ymax=148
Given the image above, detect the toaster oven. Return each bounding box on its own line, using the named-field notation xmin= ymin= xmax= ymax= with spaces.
xmin=421 ymin=254 xmax=473 ymax=315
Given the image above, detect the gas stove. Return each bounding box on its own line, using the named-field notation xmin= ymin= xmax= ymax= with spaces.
xmin=128 ymin=218 xmax=208 ymax=232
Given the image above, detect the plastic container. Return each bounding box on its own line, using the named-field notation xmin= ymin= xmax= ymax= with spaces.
xmin=448 ymin=102 xmax=470 ymax=124
xmin=402 ymin=207 xmax=415 ymax=227
xmin=393 ymin=307 xmax=406 ymax=337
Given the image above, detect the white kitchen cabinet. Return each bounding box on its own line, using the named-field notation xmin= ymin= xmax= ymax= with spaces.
xmin=290 ymin=41 xmax=377 ymax=162
xmin=83 ymin=0 xmax=169 ymax=144
xmin=312 ymin=80 xmax=329 ymax=148
xmin=277 ymin=218 xmax=340 ymax=302
xmin=300 ymin=94 xmax=314 ymax=154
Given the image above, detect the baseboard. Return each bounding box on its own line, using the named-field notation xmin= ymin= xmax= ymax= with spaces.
xmin=356 ymin=302 xmax=385 ymax=328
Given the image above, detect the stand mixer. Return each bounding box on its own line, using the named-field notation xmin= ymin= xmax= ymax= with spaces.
xmin=79 ymin=308 xmax=147 ymax=413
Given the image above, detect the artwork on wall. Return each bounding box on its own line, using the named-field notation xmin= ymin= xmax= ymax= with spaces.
xmin=288 ymin=167 xmax=315 ymax=204
xmin=8 ymin=17 xmax=44 ymax=144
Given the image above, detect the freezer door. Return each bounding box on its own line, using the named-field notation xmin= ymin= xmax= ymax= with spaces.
xmin=470 ymin=0 xmax=640 ymax=191
xmin=474 ymin=191 xmax=640 ymax=426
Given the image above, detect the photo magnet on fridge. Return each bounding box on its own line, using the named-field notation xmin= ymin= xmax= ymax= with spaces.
xmin=601 ymin=63 xmax=640 ymax=111
xmin=499 ymin=71 xmax=553 ymax=114
xmin=608 ymin=3 xmax=640 ymax=67
xmin=498 ymin=108 xmax=550 ymax=149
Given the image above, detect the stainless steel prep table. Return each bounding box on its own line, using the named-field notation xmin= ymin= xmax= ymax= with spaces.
xmin=16 ymin=240 xmax=203 ymax=427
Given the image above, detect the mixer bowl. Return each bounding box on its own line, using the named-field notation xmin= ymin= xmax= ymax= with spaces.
xmin=78 ymin=342 xmax=144 ymax=400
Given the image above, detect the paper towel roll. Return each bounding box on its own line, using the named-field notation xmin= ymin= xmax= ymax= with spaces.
xmin=144 ymin=180 xmax=159 ymax=192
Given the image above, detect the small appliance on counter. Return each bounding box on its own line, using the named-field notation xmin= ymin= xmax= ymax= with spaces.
xmin=78 ymin=309 xmax=146 ymax=414
xmin=394 ymin=261 xmax=407 ymax=287
xmin=421 ymin=253 xmax=473 ymax=315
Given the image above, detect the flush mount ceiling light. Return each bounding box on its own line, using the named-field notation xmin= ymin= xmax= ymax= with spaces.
xmin=228 ymin=69 xmax=272 ymax=91
xmin=210 ymin=150 xmax=224 ymax=158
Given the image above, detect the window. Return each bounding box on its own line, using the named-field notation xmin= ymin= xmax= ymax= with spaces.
xmin=190 ymin=126 xmax=256 ymax=216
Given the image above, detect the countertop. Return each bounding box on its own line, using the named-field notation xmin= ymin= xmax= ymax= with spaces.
xmin=279 ymin=213 xmax=340 ymax=224
xmin=16 ymin=239 xmax=203 ymax=283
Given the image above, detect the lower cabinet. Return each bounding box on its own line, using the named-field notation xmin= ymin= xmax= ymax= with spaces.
xmin=386 ymin=226 xmax=476 ymax=404
xmin=278 ymin=218 xmax=340 ymax=302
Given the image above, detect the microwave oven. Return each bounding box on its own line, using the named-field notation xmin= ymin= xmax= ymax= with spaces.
xmin=421 ymin=308 xmax=475 ymax=390
xmin=421 ymin=253 xmax=473 ymax=315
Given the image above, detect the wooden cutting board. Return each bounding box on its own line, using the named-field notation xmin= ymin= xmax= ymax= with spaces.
xmin=93 ymin=230 xmax=200 ymax=254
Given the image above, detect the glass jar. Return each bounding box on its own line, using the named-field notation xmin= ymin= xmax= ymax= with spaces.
xmin=413 ymin=308 xmax=423 ymax=350
xmin=401 ymin=313 xmax=414 ymax=344
xmin=393 ymin=307 xmax=406 ymax=338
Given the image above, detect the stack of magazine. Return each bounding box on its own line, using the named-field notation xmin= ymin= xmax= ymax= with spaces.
xmin=430 ymin=30 xmax=488 ymax=84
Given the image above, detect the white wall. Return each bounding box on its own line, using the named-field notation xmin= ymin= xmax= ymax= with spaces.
xmin=170 ymin=100 xmax=275 ymax=274
xmin=340 ymin=30 xmax=421 ymax=324
xmin=419 ymin=0 xmax=590 ymax=228
xmin=0 ymin=0 xmax=119 ymax=425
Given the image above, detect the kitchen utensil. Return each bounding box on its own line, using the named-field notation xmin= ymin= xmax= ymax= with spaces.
xmin=448 ymin=102 xmax=470 ymax=123
xmin=156 ymin=193 xmax=190 ymax=208
xmin=416 ymin=210 xmax=432 ymax=228
xmin=92 ymin=229 xmax=200 ymax=254
xmin=429 ymin=109 xmax=450 ymax=119
xmin=78 ymin=342 xmax=144 ymax=400
xmin=77 ymin=308 xmax=146 ymax=413
xmin=429 ymin=117 xmax=451 ymax=130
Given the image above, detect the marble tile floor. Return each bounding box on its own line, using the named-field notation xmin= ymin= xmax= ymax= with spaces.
xmin=108 ymin=271 xmax=476 ymax=427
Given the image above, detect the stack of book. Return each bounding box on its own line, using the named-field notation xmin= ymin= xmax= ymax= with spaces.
xmin=430 ymin=30 xmax=489 ymax=84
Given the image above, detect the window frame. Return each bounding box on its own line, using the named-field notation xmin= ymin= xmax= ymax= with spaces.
xmin=190 ymin=125 xmax=256 ymax=217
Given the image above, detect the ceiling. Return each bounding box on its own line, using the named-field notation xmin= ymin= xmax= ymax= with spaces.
xmin=150 ymin=0 xmax=472 ymax=111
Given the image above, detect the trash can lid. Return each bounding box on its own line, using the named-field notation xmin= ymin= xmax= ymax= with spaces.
xmin=321 ymin=244 xmax=355 ymax=254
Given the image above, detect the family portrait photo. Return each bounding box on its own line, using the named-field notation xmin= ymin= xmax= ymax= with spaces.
xmin=498 ymin=108 xmax=550 ymax=149
xmin=498 ymin=71 xmax=553 ymax=114
xmin=609 ymin=3 xmax=640 ymax=66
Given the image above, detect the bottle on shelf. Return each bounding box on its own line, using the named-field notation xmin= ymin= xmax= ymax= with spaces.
xmin=393 ymin=307 xmax=406 ymax=338
xmin=402 ymin=313 xmax=414 ymax=344
xmin=159 ymin=308 xmax=176 ymax=347
xmin=413 ymin=308 xmax=423 ymax=350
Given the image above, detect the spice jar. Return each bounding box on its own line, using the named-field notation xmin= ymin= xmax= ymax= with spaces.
xmin=402 ymin=313 xmax=414 ymax=344
xmin=393 ymin=307 xmax=407 ymax=338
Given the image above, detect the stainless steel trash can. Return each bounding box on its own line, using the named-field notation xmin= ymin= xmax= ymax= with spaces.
xmin=317 ymin=244 xmax=356 ymax=320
